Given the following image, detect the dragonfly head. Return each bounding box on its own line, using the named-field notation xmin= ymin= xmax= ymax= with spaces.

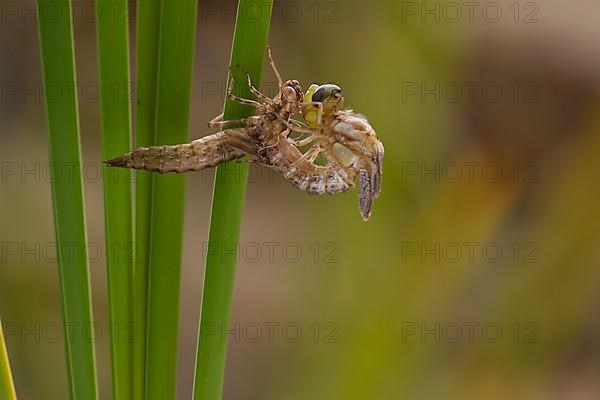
xmin=303 ymin=83 xmax=344 ymax=127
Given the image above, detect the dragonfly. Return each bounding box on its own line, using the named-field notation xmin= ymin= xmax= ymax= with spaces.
xmin=105 ymin=47 xmax=384 ymax=220
xmin=280 ymin=83 xmax=384 ymax=220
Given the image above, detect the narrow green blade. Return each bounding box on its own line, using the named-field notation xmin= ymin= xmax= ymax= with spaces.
xmin=193 ymin=1 xmax=274 ymax=399
xmin=0 ymin=320 xmax=17 ymax=400
xmin=95 ymin=0 xmax=134 ymax=398
xmin=36 ymin=1 xmax=98 ymax=398
xmin=145 ymin=0 xmax=199 ymax=398
xmin=133 ymin=0 xmax=162 ymax=398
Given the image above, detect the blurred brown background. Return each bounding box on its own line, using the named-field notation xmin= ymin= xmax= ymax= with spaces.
xmin=1 ymin=0 xmax=600 ymax=398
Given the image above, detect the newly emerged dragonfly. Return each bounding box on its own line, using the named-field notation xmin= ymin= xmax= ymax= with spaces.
xmin=105 ymin=47 xmax=384 ymax=220
xmin=282 ymin=83 xmax=384 ymax=220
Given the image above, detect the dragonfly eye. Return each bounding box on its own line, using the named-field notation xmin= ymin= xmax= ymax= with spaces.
xmin=312 ymin=84 xmax=343 ymax=103
xmin=312 ymin=87 xmax=327 ymax=103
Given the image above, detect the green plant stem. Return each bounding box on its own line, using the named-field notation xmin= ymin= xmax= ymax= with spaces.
xmin=95 ymin=0 xmax=134 ymax=398
xmin=193 ymin=2 xmax=274 ymax=399
xmin=133 ymin=0 xmax=161 ymax=397
xmin=0 ymin=320 xmax=17 ymax=400
xmin=145 ymin=0 xmax=199 ymax=398
xmin=36 ymin=1 xmax=98 ymax=398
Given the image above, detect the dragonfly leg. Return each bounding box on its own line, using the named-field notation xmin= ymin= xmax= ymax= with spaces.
xmin=291 ymin=119 xmax=309 ymax=128
xmin=289 ymin=135 xmax=319 ymax=148
xmin=227 ymin=77 xmax=263 ymax=108
xmin=245 ymin=73 xmax=271 ymax=102
xmin=266 ymin=45 xmax=283 ymax=89
xmin=231 ymin=64 xmax=272 ymax=103
xmin=208 ymin=112 xmax=223 ymax=127
xmin=257 ymin=129 xmax=285 ymax=154
xmin=208 ymin=113 xmax=250 ymax=129
xmin=292 ymin=144 xmax=323 ymax=166
xmin=274 ymin=112 xmax=319 ymax=135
